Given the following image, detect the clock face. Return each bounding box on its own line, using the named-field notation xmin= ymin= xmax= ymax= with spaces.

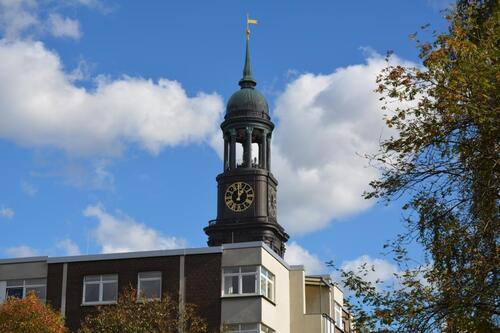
xmin=268 ymin=187 xmax=277 ymax=218
xmin=225 ymin=182 xmax=254 ymax=212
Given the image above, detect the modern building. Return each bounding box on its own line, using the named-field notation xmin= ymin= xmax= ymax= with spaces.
xmin=0 ymin=31 xmax=353 ymax=333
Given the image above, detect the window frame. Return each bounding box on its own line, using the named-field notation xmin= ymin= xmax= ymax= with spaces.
xmin=221 ymin=265 xmax=275 ymax=302
xmin=82 ymin=274 xmax=118 ymax=305
xmin=259 ymin=266 xmax=275 ymax=302
xmin=222 ymin=266 xmax=258 ymax=296
xmin=5 ymin=278 xmax=46 ymax=302
xmin=334 ymin=302 xmax=344 ymax=330
xmin=137 ymin=271 xmax=162 ymax=301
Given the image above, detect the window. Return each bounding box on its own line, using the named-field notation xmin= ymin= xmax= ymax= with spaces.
xmin=137 ymin=272 xmax=161 ymax=300
xmin=82 ymin=274 xmax=118 ymax=305
xmin=5 ymin=278 xmax=46 ymax=301
xmin=259 ymin=266 xmax=275 ymax=301
xmin=223 ymin=266 xmax=257 ymax=295
xmin=335 ymin=303 xmax=344 ymax=330
xmin=225 ymin=323 xmax=275 ymax=333
xmin=222 ymin=266 xmax=275 ymax=301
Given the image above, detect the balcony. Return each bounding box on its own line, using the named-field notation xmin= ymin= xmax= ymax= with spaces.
xmin=297 ymin=313 xmax=336 ymax=333
xmin=322 ymin=313 xmax=335 ymax=333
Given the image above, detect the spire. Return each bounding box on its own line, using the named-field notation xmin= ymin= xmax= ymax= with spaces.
xmin=239 ymin=16 xmax=257 ymax=88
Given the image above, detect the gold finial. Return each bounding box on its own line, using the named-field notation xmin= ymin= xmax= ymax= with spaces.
xmin=246 ymin=14 xmax=258 ymax=40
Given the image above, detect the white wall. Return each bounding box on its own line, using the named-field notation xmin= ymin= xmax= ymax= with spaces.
xmin=221 ymin=245 xmax=291 ymax=333
xmin=261 ymin=247 xmax=290 ymax=333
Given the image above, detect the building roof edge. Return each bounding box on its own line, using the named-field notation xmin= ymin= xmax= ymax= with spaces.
xmin=0 ymin=256 xmax=48 ymax=264
xmin=47 ymin=246 xmax=223 ymax=264
xmin=1 ymin=242 xmax=295 ymax=269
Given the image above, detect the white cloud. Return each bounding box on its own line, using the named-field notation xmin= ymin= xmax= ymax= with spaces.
xmin=91 ymin=159 xmax=115 ymax=190
xmin=341 ymin=254 xmax=398 ymax=285
xmin=54 ymin=158 xmax=115 ymax=190
xmin=0 ymin=0 xmax=39 ymax=40
xmin=48 ymin=13 xmax=81 ymax=39
xmin=0 ymin=0 xmax=102 ymax=40
xmin=272 ymin=53 xmax=415 ymax=234
xmin=56 ymin=239 xmax=81 ymax=256
xmin=0 ymin=3 xmax=412 ymax=239
xmin=0 ymin=206 xmax=14 ymax=218
xmin=5 ymin=245 xmax=38 ymax=257
xmin=83 ymin=204 xmax=186 ymax=253
xmin=0 ymin=40 xmax=224 ymax=156
xmin=21 ymin=180 xmax=38 ymax=196
xmin=30 ymin=155 xmax=116 ymax=191
xmin=285 ymin=241 xmax=326 ymax=274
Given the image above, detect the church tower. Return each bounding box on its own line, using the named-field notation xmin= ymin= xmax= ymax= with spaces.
xmin=204 ymin=28 xmax=289 ymax=257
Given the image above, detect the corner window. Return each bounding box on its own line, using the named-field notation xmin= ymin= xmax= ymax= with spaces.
xmin=222 ymin=266 xmax=275 ymax=302
xmin=137 ymin=271 xmax=161 ymax=300
xmin=225 ymin=323 xmax=275 ymax=333
xmin=5 ymin=278 xmax=46 ymax=301
xmin=259 ymin=266 xmax=275 ymax=301
xmin=82 ymin=274 xmax=118 ymax=305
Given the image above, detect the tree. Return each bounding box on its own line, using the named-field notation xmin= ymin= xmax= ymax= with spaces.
xmin=0 ymin=293 xmax=68 ymax=333
xmin=78 ymin=287 xmax=207 ymax=333
xmin=332 ymin=1 xmax=499 ymax=332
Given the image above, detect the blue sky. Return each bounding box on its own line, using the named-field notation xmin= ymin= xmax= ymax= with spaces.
xmin=0 ymin=0 xmax=452 ymax=278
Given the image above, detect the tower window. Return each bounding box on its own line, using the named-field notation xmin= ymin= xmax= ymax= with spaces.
xmin=236 ymin=143 xmax=244 ymax=167
xmin=252 ymin=142 xmax=259 ymax=167
xmin=222 ymin=266 xmax=275 ymax=302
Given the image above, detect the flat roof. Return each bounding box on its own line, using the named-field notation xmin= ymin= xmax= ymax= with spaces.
xmin=0 ymin=256 xmax=48 ymax=265
xmin=47 ymin=246 xmax=223 ymax=263
xmin=0 ymin=242 xmax=291 ymax=269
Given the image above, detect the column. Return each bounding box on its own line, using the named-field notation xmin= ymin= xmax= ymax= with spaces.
xmin=244 ymin=127 xmax=253 ymax=167
xmin=266 ymin=133 xmax=271 ymax=171
xmin=223 ymin=133 xmax=229 ymax=171
xmin=258 ymin=142 xmax=263 ymax=168
xmin=261 ymin=129 xmax=268 ymax=170
xmin=229 ymin=129 xmax=236 ymax=169
xmin=60 ymin=263 xmax=67 ymax=316
xmin=178 ymin=255 xmax=185 ymax=333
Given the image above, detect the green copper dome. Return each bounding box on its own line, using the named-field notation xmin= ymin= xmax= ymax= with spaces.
xmin=227 ymin=88 xmax=269 ymax=114
xmin=226 ymin=37 xmax=269 ymax=115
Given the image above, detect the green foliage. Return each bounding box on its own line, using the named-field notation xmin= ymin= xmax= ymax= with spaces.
xmin=0 ymin=293 xmax=68 ymax=333
xmin=333 ymin=1 xmax=499 ymax=332
xmin=78 ymin=287 xmax=207 ymax=333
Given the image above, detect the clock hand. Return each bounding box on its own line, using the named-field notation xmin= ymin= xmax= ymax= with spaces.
xmin=237 ymin=183 xmax=245 ymax=202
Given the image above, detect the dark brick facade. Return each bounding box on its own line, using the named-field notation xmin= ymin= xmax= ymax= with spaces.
xmin=44 ymin=253 xmax=223 ymax=333
xmin=185 ymin=254 xmax=222 ymax=333
xmin=46 ymin=263 xmax=63 ymax=311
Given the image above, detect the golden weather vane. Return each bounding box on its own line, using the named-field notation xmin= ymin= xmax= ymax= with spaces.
xmin=246 ymin=14 xmax=258 ymax=40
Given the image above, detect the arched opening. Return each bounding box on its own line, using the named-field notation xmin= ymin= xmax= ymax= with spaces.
xmin=236 ymin=142 xmax=244 ymax=167
xmin=252 ymin=143 xmax=260 ymax=167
